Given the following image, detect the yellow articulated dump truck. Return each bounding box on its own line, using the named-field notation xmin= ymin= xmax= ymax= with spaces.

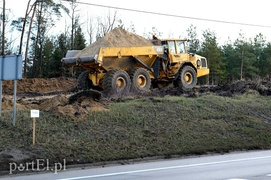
xmin=62 ymin=39 xmax=209 ymax=96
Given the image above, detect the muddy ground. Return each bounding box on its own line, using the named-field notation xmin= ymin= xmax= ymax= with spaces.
xmin=1 ymin=77 xmax=271 ymax=119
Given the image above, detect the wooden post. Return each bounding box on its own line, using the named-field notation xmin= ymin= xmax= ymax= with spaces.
xmin=33 ymin=117 xmax=36 ymax=145
xmin=31 ymin=109 xmax=39 ymax=145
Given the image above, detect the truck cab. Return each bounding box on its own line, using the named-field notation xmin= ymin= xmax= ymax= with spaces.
xmin=159 ymin=39 xmax=209 ymax=78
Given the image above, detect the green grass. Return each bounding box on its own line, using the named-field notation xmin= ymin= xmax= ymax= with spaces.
xmin=1 ymin=94 xmax=271 ymax=171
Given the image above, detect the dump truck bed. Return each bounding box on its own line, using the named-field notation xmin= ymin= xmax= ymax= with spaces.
xmin=62 ymin=46 xmax=164 ymax=71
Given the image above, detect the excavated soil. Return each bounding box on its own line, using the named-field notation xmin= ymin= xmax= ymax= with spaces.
xmin=75 ymin=27 xmax=153 ymax=57
xmin=2 ymin=77 xmax=76 ymax=95
xmin=149 ymin=79 xmax=271 ymax=97
xmin=1 ymin=77 xmax=105 ymax=118
xmin=1 ymin=77 xmax=271 ymax=119
xmin=3 ymin=92 xmax=107 ymax=119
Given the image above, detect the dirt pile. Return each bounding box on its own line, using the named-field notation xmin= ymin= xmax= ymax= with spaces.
xmin=2 ymin=77 xmax=77 ymax=95
xmin=2 ymin=90 xmax=107 ymax=118
xmin=1 ymin=76 xmax=107 ymax=119
xmin=199 ymin=79 xmax=271 ymax=96
xmin=147 ymin=79 xmax=271 ymax=97
xmin=38 ymin=91 xmax=107 ymax=118
xmin=75 ymin=28 xmax=153 ymax=57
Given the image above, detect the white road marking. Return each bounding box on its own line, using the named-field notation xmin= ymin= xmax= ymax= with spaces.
xmin=57 ymin=155 xmax=271 ymax=180
xmin=226 ymin=179 xmax=248 ymax=180
xmin=267 ymin=174 xmax=271 ymax=176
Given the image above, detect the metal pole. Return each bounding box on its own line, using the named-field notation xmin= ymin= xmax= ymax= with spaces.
xmin=12 ymin=80 xmax=17 ymax=126
xmin=0 ymin=56 xmax=2 ymax=119
xmin=0 ymin=81 xmax=2 ymax=118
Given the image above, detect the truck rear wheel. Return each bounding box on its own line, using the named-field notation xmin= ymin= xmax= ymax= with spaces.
xmin=103 ymin=69 xmax=131 ymax=97
xmin=174 ymin=66 xmax=197 ymax=91
xmin=77 ymin=71 xmax=93 ymax=90
xmin=129 ymin=68 xmax=151 ymax=94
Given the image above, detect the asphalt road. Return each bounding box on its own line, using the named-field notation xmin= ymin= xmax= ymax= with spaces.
xmin=2 ymin=150 xmax=271 ymax=180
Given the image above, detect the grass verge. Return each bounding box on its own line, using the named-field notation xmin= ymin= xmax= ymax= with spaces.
xmin=0 ymin=94 xmax=271 ymax=172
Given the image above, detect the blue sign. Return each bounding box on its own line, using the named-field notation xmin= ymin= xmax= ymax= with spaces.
xmin=0 ymin=55 xmax=22 ymax=80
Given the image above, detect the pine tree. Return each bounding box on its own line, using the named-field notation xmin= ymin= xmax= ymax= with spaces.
xmin=200 ymin=30 xmax=225 ymax=85
xmin=234 ymin=33 xmax=257 ymax=80
xmin=186 ymin=24 xmax=200 ymax=53
xmin=222 ymin=42 xmax=239 ymax=81
xmin=24 ymin=0 xmax=69 ymax=78
xmin=73 ymin=26 xmax=86 ymax=50
xmin=253 ymin=33 xmax=267 ymax=78
xmin=261 ymin=42 xmax=271 ymax=78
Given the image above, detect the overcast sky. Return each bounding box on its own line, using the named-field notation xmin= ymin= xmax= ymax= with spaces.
xmin=5 ymin=0 xmax=271 ymax=45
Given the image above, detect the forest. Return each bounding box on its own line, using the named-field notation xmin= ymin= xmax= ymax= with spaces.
xmin=1 ymin=0 xmax=271 ymax=85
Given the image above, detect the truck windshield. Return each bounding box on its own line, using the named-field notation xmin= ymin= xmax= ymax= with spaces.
xmin=168 ymin=41 xmax=176 ymax=54
xmin=176 ymin=41 xmax=186 ymax=54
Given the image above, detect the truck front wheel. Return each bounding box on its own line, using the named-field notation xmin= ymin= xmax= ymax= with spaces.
xmin=129 ymin=68 xmax=151 ymax=94
xmin=103 ymin=69 xmax=131 ymax=97
xmin=174 ymin=66 xmax=197 ymax=91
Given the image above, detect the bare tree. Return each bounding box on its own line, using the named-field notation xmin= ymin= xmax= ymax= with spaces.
xmin=19 ymin=0 xmax=37 ymax=76
xmin=19 ymin=0 xmax=32 ymax=55
xmin=24 ymin=1 xmax=37 ymax=77
xmin=65 ymin=0 xmax=78 ymax=49
xmin=97 ymin=10 xmax=118 ymax=37
xmin=2 ymin=0 xmax=5 ymax=56
xmin=86 ymin=15 xmax=94 ymax=45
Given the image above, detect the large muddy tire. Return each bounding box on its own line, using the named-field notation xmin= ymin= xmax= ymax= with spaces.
xmin=174 ymin=66 xmax=197 ymax=91
xmin=77 ymin=71 xmax=93 ymax=90
xmin=103 ymin=69 xmax=131 ymax=97
xmin=129 ymin=68 xmax=151 ymax=94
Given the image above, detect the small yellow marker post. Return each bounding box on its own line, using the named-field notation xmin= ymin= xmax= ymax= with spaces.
xmin=31 ymin=110 xmax=39 ymax=145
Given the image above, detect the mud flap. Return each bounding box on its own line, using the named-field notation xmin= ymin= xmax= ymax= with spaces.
xmin=152 ymin=58 xmax=160 ymax=79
